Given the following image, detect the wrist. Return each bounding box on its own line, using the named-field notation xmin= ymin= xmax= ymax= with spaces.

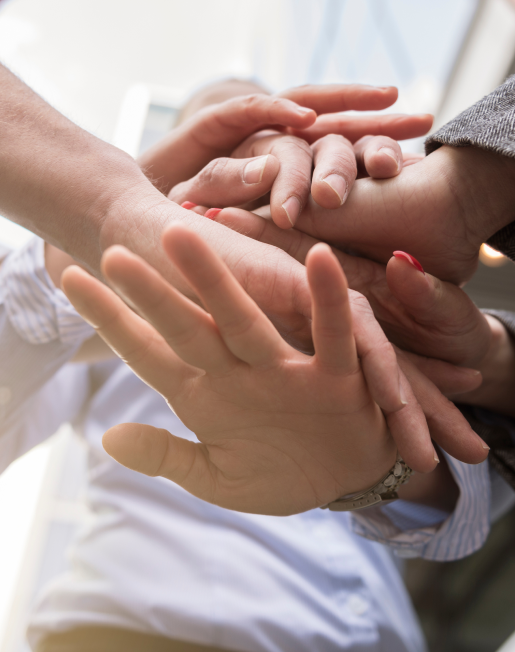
xmin=444 ymin=146 xmax=515 ymax=244
xmin=49 ymin=147 xmax=149 ymax=275
xmin=457 ymin=315 xmax=515 ymax=417
xmin=97 ymin=166 xmax=176 ymax=260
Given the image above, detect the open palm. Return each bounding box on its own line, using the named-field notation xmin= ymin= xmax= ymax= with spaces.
xmin=61 ymin=225 xmax=431 ymax=516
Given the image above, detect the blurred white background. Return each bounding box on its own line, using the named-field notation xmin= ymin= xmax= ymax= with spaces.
xmin=1 ymin=1 xmax=515 ymax=651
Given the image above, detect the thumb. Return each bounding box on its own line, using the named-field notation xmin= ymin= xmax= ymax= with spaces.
xmin=386 ymin=252 xmax=490 ymax=366
xmin=103 ymin=423 xmax=215 ymax=499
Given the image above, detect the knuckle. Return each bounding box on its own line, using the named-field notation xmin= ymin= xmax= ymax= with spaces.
xmin=197 ymin=157 xmax=231 ymax=187
xmin=168 ymin=181 xmax=187 ymax=202
xmin=241 ymin=93 xmax=270 ymax=119
xmin=350 ymin=290 xmax=372 ymax=313
xmin=271 ymin=135 xmax=312 ymax=158
xmin=313 ymin=133 xmax=352 ymax=153
xmin=353 ymin=135 xmax=374 ymax=148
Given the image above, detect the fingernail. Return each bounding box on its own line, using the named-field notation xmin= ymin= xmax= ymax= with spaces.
xmin=321 ymin=174 xmax=347 ymax=205
xmin=281 ymin=196 xmax=301 ymax=227
xmin=205 ymin=208 xmax=222 ymax=220
xmin=243 ymin=155 xmax=268 ymax=185
xmin=181 ymin=201 xmax=197 ymax=210
xmin=393 ymin=251 xmax=425 ymax=275
xmin=379 ymin=147 xmax=401 ymax=173
xmin=482 ymin=444 xmax=490 ymax=451
xmin=434 ymin=450 xmax=440 ymax=463
xmin=297 ymin=106 xmax=313 ymax=116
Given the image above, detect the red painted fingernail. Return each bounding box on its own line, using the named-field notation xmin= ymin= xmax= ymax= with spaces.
xmin=393 ymin=250 xmax=425 ymax=274
xmin=205 ymin=208 xmax=222 ymax=220
xmin=181 ymin=201 xmax=197 ymax=210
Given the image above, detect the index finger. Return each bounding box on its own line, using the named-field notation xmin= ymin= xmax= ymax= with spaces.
xmin=162 ymin=224 xmax=292 ymax=367
xmin=287 ymin=112 xmax=434 ymax=144
xmin=278 ymin=84 xmax=398 ymax=114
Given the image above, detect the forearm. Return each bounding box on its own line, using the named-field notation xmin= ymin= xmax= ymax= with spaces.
xmin=0 ymin=64 xmax=151 ymax=273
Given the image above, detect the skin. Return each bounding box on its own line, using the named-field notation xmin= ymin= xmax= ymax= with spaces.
xmin=291 ymin=144 xmax=515 ymax=285
xmin=213 ymin=203 xmax=515 ymax=418
xmin=0 ymin=61 xmax=431 ymax=356
xmin=17 ymin=71 xmax=496 ymax=512
xmin=144 ymin=81 xmax=433 ymax=228
xmin=61 ymin=227 xmax=444 ymax=515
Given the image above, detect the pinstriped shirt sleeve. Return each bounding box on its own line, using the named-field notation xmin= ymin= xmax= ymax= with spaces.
xmin=0 ymin=237 xmax=93 ymax=470
xmin=1 ymin=236 xmax=94 ymax=345
xmin=351 ymin=456 xmax=491 ymax=561
xmin=425 ymin=74 xmax=515 ymax=260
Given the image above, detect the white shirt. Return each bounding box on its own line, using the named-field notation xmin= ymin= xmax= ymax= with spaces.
xmin=0 ymin=237 xmax=507 ymax=652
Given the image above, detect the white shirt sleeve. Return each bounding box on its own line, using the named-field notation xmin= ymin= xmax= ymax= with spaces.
xmin=0 ymin=237 xmax=93 ymax=471
xmin=351 ymin=455 xmax=491 ymax=561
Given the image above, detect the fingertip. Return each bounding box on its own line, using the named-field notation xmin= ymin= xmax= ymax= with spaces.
xmin=376 ymin=391 xmax=406 ymax=416
xmin=447 ymin=368 xmax=483 ymax=395
xmin=295 ymin=106 xmax=317 ymax=126
xmin=162 ymin=221 xmax=195 ymax=248
xmin=392 ymin=251 xmax=425 ymax=274
xmin=278 ymin=195 xmax=302 ymax=229
xmin=103 ymin=423 xmax=169 ymax=477
xmin=61 ymin=263 xmax=86 ymax=285
xmin=61 ymin=265 xmax=90 ymax=300
xmin=421 ymin=113 xmax=434 ymax=130
xmin=374 ymin=85 xmax=398 ymax=107
xmin=306 ymin=241 xmax=333 ymax=261
xmin=101 ymin=245 xmax=136 ymax=280
xmin=385 ymin=411 xmax=437 ymax=474
xmin=205 ymin=208 xmax=223 ymax=219
xmin=382 ymin=85 xmax=398 ymax=95
xmin=306 ymin=242 xmax=343 ymax=274
xmin=312 ymin=174 xmax=349 ymax=208
xmin=368 ymin=147 xmax=401 ymax=178
xmin=386 ymin=253 xmax=432 ymax=303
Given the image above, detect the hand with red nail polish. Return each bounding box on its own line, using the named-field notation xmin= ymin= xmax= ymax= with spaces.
xmin=215 ymin=205 xmax=492 ymax=465
xmin=392 ymin=251 xmax=425 ymax=274
xmin=204 ymin=208 xmax=222 ymax=220
xmin=386 ymin=252 xmax=515 ymax=418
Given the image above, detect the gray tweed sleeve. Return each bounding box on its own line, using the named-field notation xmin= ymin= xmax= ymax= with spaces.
xmin=425 ymin=75 xmax=515 ymax=260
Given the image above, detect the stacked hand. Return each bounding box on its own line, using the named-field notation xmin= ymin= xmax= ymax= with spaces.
xmin=60 ymin=81 xmax=513 ymax=516
xmin=63 ymin=227 xmax=404 ymax=515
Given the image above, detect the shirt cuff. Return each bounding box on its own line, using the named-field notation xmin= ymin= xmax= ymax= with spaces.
xmin=0 ymin=236 xmax=94 ymax=346
xmin=351 ymin=454 xmax=491 ymax=561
